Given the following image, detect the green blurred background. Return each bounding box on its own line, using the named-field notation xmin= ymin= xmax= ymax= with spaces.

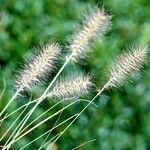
xmin=0 ymin=0 xmax=150 ymax=149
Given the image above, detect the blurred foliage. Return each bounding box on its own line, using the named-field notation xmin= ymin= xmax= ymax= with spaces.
xmin=0 ymin=0 xmax=150 ymax=149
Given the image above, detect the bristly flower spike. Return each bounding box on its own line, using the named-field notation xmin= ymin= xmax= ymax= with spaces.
xmin=47 ymin=73 xmax=93 ymax=100
xmin=70 ymin=8 xmax=111 ymax=61
xmin=106 ymin=45 xmax=148 ymax=88
xmin=16 ymin=42 xmax=61 ymax=90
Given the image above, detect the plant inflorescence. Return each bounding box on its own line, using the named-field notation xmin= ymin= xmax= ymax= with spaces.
xmin=0 ymin=7 xmax=148 ymax=150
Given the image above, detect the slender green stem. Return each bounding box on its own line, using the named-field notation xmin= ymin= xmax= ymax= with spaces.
xmin=42 ymin=53 xmax=74 ymax=95
xmin=0 ymin=104 xmax=28 ymax=141
xmin=4 ymin=113 xmax=78 ymax=150
xmin=72 ymin=139 xmax=96 ymax=150
xmin=39 ymin=106 xmax=63 ymax=149
xmin=9 ymin=53 xmax=74 ymax=145
xmin=3 ymin=105 xmax=33 ymax=148
xmin=0 ymin=86 xmax=23 ymax=118
xmin=48 ymin=82 xmax=110 ymax=149
xmin=0 ymin=100 xmax=37 ymax=123
xmin=38 ymin=133 xmax=61 ymax=150
xmin=4 ymin=99 xmax=96 ymax=148
xmin=19 ymin=114 xmax=77 ymax=150
xmin=19 ymin=100 xmax=62 ymax=134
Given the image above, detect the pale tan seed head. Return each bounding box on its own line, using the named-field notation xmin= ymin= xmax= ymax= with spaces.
xmin=47 ymin=73 xmax=93 ymax=100
xmin=16 ymin=42 xmax=61 ymax=90
xmin=106 ymin=45 xmax=148 ymax=88
xmin=70 ymin=8 xmax=111 ymax=61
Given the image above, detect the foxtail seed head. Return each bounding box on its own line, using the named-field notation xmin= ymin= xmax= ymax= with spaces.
xmin=48 ymin=73 xmax=93 ymax=100
xmin=70 ymin=8 xmax=111 ymax=61
xmin=16 ymin=43 xmax=61 ymax=90
xmin=107 ymin=46 xmax=148 ymax=88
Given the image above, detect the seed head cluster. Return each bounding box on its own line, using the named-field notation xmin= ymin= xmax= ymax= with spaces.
xmin=0 ymin=6 xmax=149 ymax=149
xmin=15 ymin=7 xmax=148 ymax=101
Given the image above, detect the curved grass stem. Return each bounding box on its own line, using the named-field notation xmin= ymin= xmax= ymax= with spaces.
xmin=4 ymin=99 xmax=96 ymax=149
xmin=47 ymin=82 xmax=110 ymax=149
xmin=0 ymin=100 xmax=37 ymax=123
xmin=19 ymin=114 xmax=77 ymax=150
xmin=0 ymin=86 xmax=23 ymax=118
xmin=7 ymin=53 xmax=74 ymax=146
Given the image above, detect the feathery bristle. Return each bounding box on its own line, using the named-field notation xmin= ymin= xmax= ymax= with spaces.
xmin=47 ymin=74 xmax=93 ymax=100
xmin=107 ymin=46 xmax=148 ymax=88
xmin=16 ymin=43 xmax=61 ymax=90
xmin=70 ymin=8 xmax=111 ymax=60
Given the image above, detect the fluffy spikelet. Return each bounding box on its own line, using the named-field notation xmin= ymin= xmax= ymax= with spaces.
xmin=16 ymin=43 xmax=61 ymax=90
xmin=107 ymin=46 xmax=148 ymax=88
xmin=48 ymin=74 xmax=93 ymax=99
xmin=70 ymin=8 xmax=111 ymax=60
